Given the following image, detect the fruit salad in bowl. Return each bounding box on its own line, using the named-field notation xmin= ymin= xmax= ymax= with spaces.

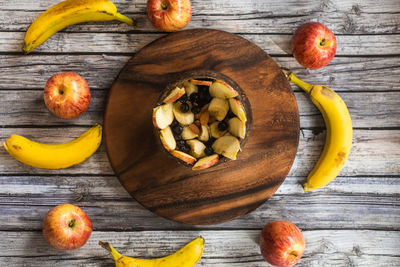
xmin=152 ymin=73 xmax=251 ymax=170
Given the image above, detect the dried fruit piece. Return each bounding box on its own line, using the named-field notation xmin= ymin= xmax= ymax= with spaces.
xmin=190 ymin=79 xmax=212 ymax=86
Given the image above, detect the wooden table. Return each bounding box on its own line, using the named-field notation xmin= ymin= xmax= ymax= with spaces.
xmin=0 ymin=0 xmax=399 ymax=266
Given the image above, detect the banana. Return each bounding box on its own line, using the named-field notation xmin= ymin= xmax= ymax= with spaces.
xmin=3 ymin=124 xmax=102 ymax=169
xmin=99 ymin=236 xmax=205 ymax=267
xmin=282 ymin=70 xmax=352 ymax=191
xmin=23 ymin=0 xmax=135 ymax=53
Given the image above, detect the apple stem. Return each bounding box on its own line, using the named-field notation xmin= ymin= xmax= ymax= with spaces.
xmin=161 ymin=2 xmax=168 ymax=10
xmin=281 ymin=68 xmax=313 ymax=94
xmin=68 ymin=219 xmax=75 ymax=228
xmin=320 ymin=38 xmax=326 ymax=46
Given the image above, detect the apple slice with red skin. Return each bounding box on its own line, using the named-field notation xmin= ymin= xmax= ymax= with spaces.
xmin=208 ymin=98 xmax=229 ymax=121
xmin=170 ymin=150 xmax=196 ymax=165
xmin=192 ymin=154 xmax=219 ymax=170
xmin=190 ymin=79 xmax=212 ymax=86
xmin=173 ymin=102 xmax=194 ymax=125
xmin=209 ymin=80 xmax=238 ymax=99
xmin=212 ymin=135 xmax=240 ymax=160
xmin=152 ymin=103 xmax=174 ymax=129
xmin=42 ymin=203 xmax=92 ymax=250
xmin=228 ymin=117 xmax=246 ymax=139
xmin=163 ymin=87 xmax=185 ymax=104
xmin=198 ymin=125 xmax=210 ymax=142
xmin=187 ymin=139 xmax=206 ymax=158
xmin=229 ymin=98 xmax=247 ymax=122
xmin=160 ymin=126 xmax=176 ymax=151
xmin=260 ymin=221 xmax=305 ymax=267
xmin=181 ymin=81 xmax=198 ymax=96
xmin=210 ymin=121 xmax=227 ymax=138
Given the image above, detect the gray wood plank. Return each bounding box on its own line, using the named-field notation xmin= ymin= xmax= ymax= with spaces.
xmin=0 ymin=175 xmax=399 ymax=231
xmin=2 ymin=32 xmax=400 ymax=56
xmin=1 ymin=0 xmax=400 ymax=34
xmin=0 ymin=230 xmax=399 ymax=266
xmin=0 ymin=128 xmax=398 ymax=176
xmin=0 ymin=55 xmax=399 ymax=92
xmin=1 ymin=90 xmax=399 ymax=128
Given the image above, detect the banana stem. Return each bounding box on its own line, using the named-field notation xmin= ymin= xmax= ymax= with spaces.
xmin=99 ymin=241 xmax=123 ymax=261
xmin=114 ymin=13 xmax=136 ymax=27
xmin=281 ymin=68 xmax=313 ymax=94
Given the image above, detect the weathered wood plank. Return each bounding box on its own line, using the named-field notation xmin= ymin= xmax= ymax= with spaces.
xmin=0 ymin=175 xmax=399 ymax=231
xmin=0 ymin=230 xmax=399 ymax=267
xmin=0 ymin=55 xmax=399 ymax=92
xmin=1 ymin=90 xmax=399 ymax=128
xmin=1 ymin=0 xmax=400 ymax=34
xmin=2 ymin=32 xmax=400 ymax=56
xmin=0 ymin=128 xmax=399 ymax=176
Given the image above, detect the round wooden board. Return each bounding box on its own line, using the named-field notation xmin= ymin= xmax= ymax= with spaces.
xmin=104 ymin=29 xmax=299 ymax=225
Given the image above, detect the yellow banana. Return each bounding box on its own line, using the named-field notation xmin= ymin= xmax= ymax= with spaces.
xmin=23 ymin=0 xmax=135 ymax=53
xmin=282 ymin=70 xmax=352 ymax=191
xmin=3 ymin=124 xmax=102 ymax=169
xmin=99 ymin=237 xmax=205 ymax=267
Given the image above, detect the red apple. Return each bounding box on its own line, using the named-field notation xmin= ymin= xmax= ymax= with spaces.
xmin=147 ymin=0 xmax=192 ymax=32
xmin=292 ymin=22 xmax=337 ymax=69
xmin=43 ymin=203 xmax=92 ymax=250
xmin=44 ymin=72 xmax=91 ymax=119
xmin=260 ymin=221 xmax=305 ymax=267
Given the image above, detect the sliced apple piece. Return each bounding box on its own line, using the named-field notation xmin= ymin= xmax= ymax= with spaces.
xmin=152 ymin=103 xmax=174 ymax=129
xmin=210 ymin=121 xmax=227 ymax=138
xmin=173 ymin=102 xmax=194 ymax=125
xmin=192 ymin=154 xmax=219 ymax=170
xmin=228 ymin=117 xmax=246 ymax=139
xmin=171 ymin=150 xmax=196 ymax=165
xmin=212 ymin=135 xmax=240 ymax=160
xmin=208 ymin=98 xmax=229 ymax=121
xmin=229 ymin=98 xmax=247 ymax=122
xmin=198 ymin=125 xmax=210 ymax=142
xmin=187 ymin=139 xmax=206 ymax=158
xmin=182 ymin=126 xmax=198 ymax=140
xmin=160 ymin=126 xmax=176 ymax=151
xmin=182 ymin=81 xmax=198 ymax=96
xmin=190 ymin=79 xmax=212 ymax=86
xmin=163 ymin=87 xmax=185 ymax=104
xmin=209 ymin=80 xmax=238 ymax=99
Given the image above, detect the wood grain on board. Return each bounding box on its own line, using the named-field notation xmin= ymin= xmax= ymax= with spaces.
xmin=104 ymin=29 xmax=299 ymax=225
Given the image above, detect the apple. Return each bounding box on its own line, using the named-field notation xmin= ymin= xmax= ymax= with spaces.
xmin=210 ymin=121 xmax=227 ymax=138
xmin=147 ymin=0 xmax=192 ymax=32
xmin=44 ymin=72 xmax=91 ymax=119
xmin=181 ymin=81 xmax=198 ymax=96
xmin=153 ymin=103 xmax=174 ymax=129
xmin=260 ymin=221 xmax=305 ymax=267
xmin=160 ymin=126 xmax=176 ymax=151
xmin=192 ymin=154 xmax=219 ymax=170
xmin=163 ymin=86 xmax=185 ymax=104
xmin=173 ymin=102 xmax=194 ymax=125
xmin=209 ymin=80 xmax=238 ymax=99
xmin=198 ymin=125 xmax=210 ymax=142
xmin=190 ymin=79 xmax=212 ymax=86
xmin=187 ymin=139 xmax=206 ymax=158
xmin=42 ymin=203 xmax=92 ymax=250
xmin=229 ymin=98 xmax=247 ymax=122
xmin=181 ymin=126 xmax=198 ymax=140
xmin=208 ymin=98 xmax=229 ymax=121
xmin=171 ymin=150 xmax=196 ymax=165
xmin=212 ymin=135 xmax=240 ymax=160
xmin=292 ymin=22 xmax=337 ymax=69
xmin=228 ymin=117 xmax=246 ymax=139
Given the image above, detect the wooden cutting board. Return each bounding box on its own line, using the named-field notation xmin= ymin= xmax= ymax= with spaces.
xmin=103 ymin=29 xmax=299 ymax=225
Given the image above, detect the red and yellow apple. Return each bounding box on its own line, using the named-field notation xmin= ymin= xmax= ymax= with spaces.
xmin=43 ymin=203 xmax=92 ymax=250
xmin=192 ymin=154 xmax=219 ymax=170
xmin=44 ymin=72 xmax=91 ymax=119
xmin=147 ymin=0 xmax=192 ymax=32
xmin=260 ymin=221 xmax=305 ymax=267
xmin=292 ymin=22 xmax=337 ymax=69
